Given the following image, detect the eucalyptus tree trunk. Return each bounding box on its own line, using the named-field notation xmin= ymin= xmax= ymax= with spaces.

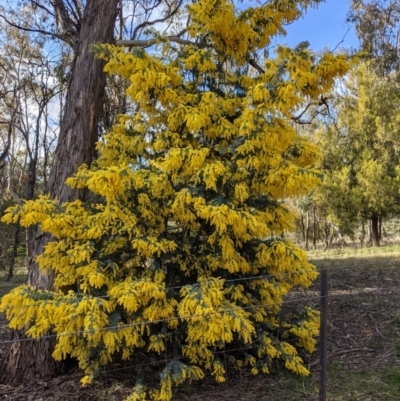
xmin=312 ymin=207 xmax=317 ymax=250
xmin=360 ymin=219 xmax=365 ymax=248
xmin=304 ymin=212 xmax=310 ymax=251
xmin=300 ymin=213 xmax=306 ymax=244
xmin=378 ymin=216 xmax=382 ymax=241
xmin=323 ymin=214 xmax=329 ymax=251
xmin=2 ymin=0 xmax=119 ymax=384
xmin=27 ymin=0 xmax=118 ymax=289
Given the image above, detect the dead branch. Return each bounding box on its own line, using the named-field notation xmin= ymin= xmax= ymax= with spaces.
xmin=116 ymin=35 xmax=195 ymax=47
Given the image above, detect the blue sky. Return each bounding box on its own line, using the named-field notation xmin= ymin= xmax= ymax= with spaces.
xmin=278 ymin=0 xmax=360 ymax=51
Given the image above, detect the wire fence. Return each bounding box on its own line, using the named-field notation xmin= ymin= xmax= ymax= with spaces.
xmin=1 ymin=259 xmax=400 ymax=400
xmin=0 ymin=260 xmax=390 ymax=315
xmin=0 ymin=261 xmax=398 ymax=343
xmin=0 ymin=294 xmax=323 ymax=345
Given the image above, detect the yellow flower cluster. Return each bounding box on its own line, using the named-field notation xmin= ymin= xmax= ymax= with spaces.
xmin=0 ymin=0 xmax=355 ymax=400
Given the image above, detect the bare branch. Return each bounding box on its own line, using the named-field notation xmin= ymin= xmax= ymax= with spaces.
xmin=329 ymin=28 xmax=350 ymax=53
xmin=0 ymin=84 xmax=26 ymax=101
xmin=249 ymin=58 xmax=265 ymax=74
xmin=30 ymin=1 xmax=55 ymax=17
xmin=131 ymin=0 xmax=183 ymax=40
xmin=0 ymin=14 xmax=61 ymax=41
xmin=7 ymin=181 xmax=22 ymax=205
xmin=0 ymin=103 xmax=19 ymax=163
xmin=52 ymin=0 xmax=79 ymax=46
xmin=70 ymin=0 xmax=83 ymax=20
xmin=116 ymin=35 xmax=195 ymax=47
xmin=0 ymin=121 xmax=12 ymax=163
xmin=291 ymin=101 xmax=318 ymax=124
xmin=63 ymin=0 xmax=81 ymax=24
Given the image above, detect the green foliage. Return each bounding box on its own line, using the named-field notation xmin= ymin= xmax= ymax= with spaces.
xmin=313 ymin=62 xmax=400 ymax=236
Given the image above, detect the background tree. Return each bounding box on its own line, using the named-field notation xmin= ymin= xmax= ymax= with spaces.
xmin=348 ymin=0 xmax=400 ymax=77
xmin=0 ymin=14 xmax=58 ymax=279
xmin=1 ymin=0 xmax=352 ymax=398
xmin=313 ymin=62 xmax=400 ymax=247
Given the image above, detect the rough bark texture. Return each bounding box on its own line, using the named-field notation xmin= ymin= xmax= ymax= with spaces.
xmin=2 ymin=0 xmax=119 ymax=385
xmin=1 ymin=334 xmax=65 ymax=383
xmin=48 ymin=0 xmax=118 ymax=204
xmin=27 ymin=0 xmax=118 ymax=290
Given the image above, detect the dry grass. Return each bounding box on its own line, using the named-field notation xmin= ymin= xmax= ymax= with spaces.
xmin=0 ymin=259 xmax=27 ymax=298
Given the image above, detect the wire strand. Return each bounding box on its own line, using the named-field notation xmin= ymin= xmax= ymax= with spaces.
xmin=1 ymin=283 xmax=397 ymax=346
xmin=1 ymin=260 xmax=396 ymax=313
xmin=0 ymin=295 xmax=323 ymax=346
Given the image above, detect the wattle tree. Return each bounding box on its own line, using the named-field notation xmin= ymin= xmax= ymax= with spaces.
xmin=1 ymin=0 xmax=352 ymax=399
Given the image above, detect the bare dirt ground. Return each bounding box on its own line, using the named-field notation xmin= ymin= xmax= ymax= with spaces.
xmin=1 ymin=247 xmax=400 ymax=400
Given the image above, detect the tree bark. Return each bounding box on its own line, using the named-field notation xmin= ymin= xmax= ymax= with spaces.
xmin=1 ymin=334 xmax=65 ymax=384
xmin=360 ymin=219 xmax=365 ymax=248
xmin=312 ymin=207 xmax=317 ymax=250
xmin=48 ymin=1 xmax=118 ymax=204
xmin=6 ymin=225 xmax=19 ymax=281
xmin=300 ymin=213 xmax=306 ymax=244
xmin=323 ymin=214 xmax=329 ymax=251
xmin=26 ymin=157 xmax=37 ymax=259
xmin=378 ymin=215 xmax=382 ymax=241
xmin=328 ymin=225 xmax=335 ymax=248
xmin=323 ymin=234 xmax=328 ymax=251
xmin=2 ymin=0 xmax=119 ymax=385
xmin=371 ymin=215 xmax=380 ymax=247
xmin=300 ymin=213 xmax=306 ymax=242
xmin=305 ymin=212 xmax=310 ymax=251
xmin=27 ymin=0 xmax=118 ymax=289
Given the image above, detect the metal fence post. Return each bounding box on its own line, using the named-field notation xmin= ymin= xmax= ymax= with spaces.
xmin=319 ymin=268 xmax=328 ymax=401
